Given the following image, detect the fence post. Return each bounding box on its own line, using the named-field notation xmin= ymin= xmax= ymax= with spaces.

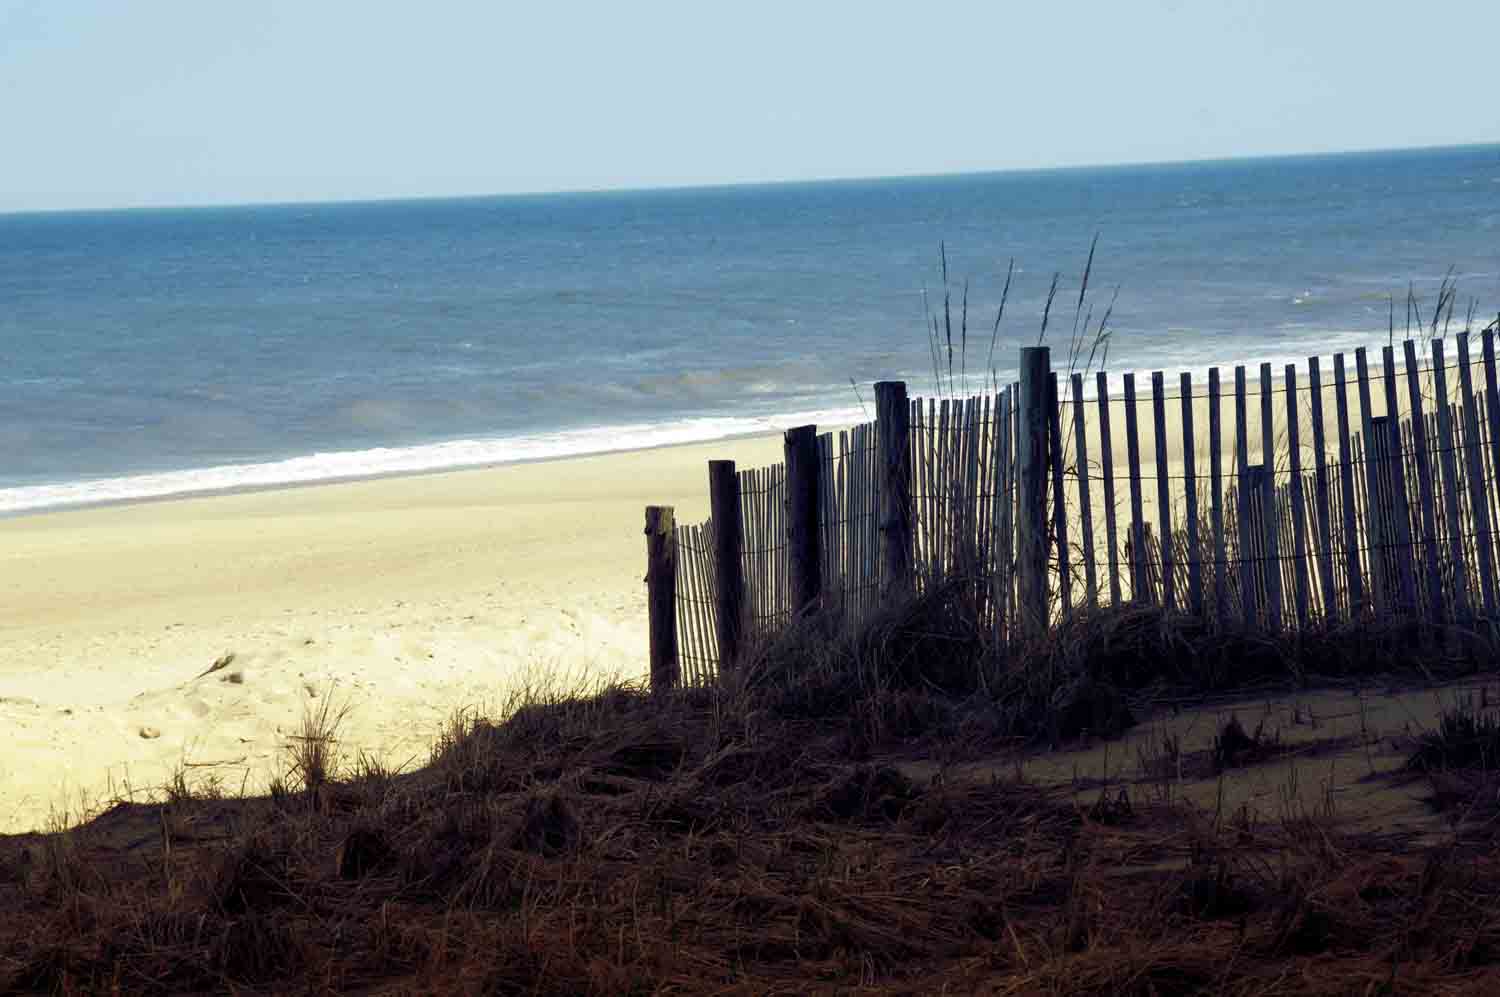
xmin=1018 ymin=347 xmax=1051 ymax=636
xmin=645 ymin=505 xmax=679 ymax=691
xmin=875 ymin=381 xmax=913 ymax=599
xmin=708 ymin=460 xmax=745 ymax=673
xmin=784 ymin=424 xmax=822 ymax=615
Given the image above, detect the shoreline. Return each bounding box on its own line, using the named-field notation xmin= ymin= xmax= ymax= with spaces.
xmin=0 ymin=401 xmax=874 ymax=520
xmin=0 ymin=425 xmax=795 ymax=524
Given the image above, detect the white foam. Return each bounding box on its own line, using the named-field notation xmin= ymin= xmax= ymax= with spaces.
xmin=0 ymin=405 xmax=868 ymax=516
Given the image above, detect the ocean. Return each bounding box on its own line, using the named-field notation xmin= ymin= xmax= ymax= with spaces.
xmin=2 ymin=144 xmax=1497 ymax=515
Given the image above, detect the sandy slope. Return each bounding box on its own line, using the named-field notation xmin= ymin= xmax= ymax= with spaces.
xmin=0 ymin=433 xmax=785 ymax=833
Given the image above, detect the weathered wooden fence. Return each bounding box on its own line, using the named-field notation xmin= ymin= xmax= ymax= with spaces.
xmin=648 ymin=329 xmax=1500 ymax=688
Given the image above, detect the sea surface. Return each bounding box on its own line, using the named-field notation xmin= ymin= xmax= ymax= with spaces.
xmin=2 ymin=144 xmax=1498 ymax=514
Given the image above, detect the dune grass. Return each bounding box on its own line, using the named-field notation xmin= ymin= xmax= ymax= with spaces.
xmin=3 ymin=591 xmax=1500 ymax=994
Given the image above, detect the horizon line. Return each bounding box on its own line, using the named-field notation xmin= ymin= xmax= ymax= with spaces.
xmin=4 ymin=139 xmax=1497 ymax=220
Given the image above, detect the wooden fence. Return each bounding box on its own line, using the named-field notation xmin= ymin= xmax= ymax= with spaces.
xmin=646 ymin=330 xmax=1500 ymax=688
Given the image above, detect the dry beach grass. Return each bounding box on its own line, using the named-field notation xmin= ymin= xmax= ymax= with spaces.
xmin=6 ymin=594 xmax=1500 ymax=995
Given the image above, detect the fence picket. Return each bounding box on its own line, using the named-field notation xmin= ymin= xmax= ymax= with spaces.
xmin=1181 ymin=371 xmax=1203 ymax=616
xmin=1209 ymin=368 xmax=1227 ymax=624
xmin=1457 ymin=333 xmax=1497 ymax=616
xmin=1048 ymin=374 xmax=1071 ymax=618
xmin=1151 ymin=371 xmax=1175 ymax=611
xmin=1098 ymin=372 xmax=1122 ymax=605
xmin=1381 ymin=346 xmax=1418 ymax=614
xmin=1354 ymin=348 xmax=1386 ymax=614
xmin=1306 ymin=358 xmax=1338 ymax=619
xmin=1124 ymin=372 xmax=1147 ymax=603
xmin=1259 ymin=363 xmax=1284 ymax=629
xmin=1073 ymin=372 xmax=1098 ymax=607
xmin=1284 ymin=364 xmax=1310 ymax=628
xmin=1432 ymin=339 xmax=1472 ymax=620
xmin=1234 ymin=366 xmax=1257 ymax=626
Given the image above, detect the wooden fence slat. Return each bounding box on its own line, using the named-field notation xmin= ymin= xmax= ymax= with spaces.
xmin=972 ymin=395 xmax=984 ymax=593
xmin=1402 ymin=339 xmax=1443 ymax=621
xmin=855 ymin=429 xmax=867 ymax=615
xmin=758 ymin=468 xmax=771 ymax=626
xmin=676 ymin=526 xmax=696 ymax=684
xmin=1381 ymin=346 xmax=1418 ymax=614
xmin=1234 ymin=365 xmax=1256 ymax=625
xmin=1097 ymin=372 xmax=1122 ymax=605
xmin=1484 ymin=331 xmax=1500 ymax=606
xmin=1354 ymin=348 xmax=1385 ymax=613
xmin=743 ymin=469 xmax=758 ymax=626
xmin=693 ymin=527 xmax=716 ymax=685
xmin=937 ymin=400 xmax=951 ymax=580
xmin=1181 ymin=371 xmax=1203 ymax=616
xmin=850 ymin=429 xmax=863 ymax=616
xmin=1397 ymin=416 xmax=1424 ymax=610
xmin=776 ymin=463 xmax=786 ymax=621
xmin=1351 ymin=432 xmax=1368 ymax=599
xmin=1013 ymin=382 xmax=1022 ymax=625
xmin=1151 ymin=371 xmax=1175 ymax=610
xmin=1284 ymin=364 xmax=1310 ymax=628
xmin=819 ymin=433 xmax=834 ymax=598
xmin=970 ymin=396 xmax=985 ymax=578
xmin=905 ymin=409 xmax=919 ymax=575
xmin=762 ymin=466 xmax=774 ymax=623
xmin=645 ymin=506 xmax=679 ymax=690
xmin=693 ymin=524 xmax=719 ymax=682
xmin=1332 ymin=354 xmax=1363 ymax=613
xmin=1073 ymin=372 xmax=1098 ymax=606
xmin=946 ymin=400 xmax=960 ymax=578
xmin=1123 ymin=372 xmax=1147 ymax=603
xmin=1306 ymin=357 xmax=1338 ymax=619
xmin=1048 ymin=373 xmax=1072 ymax=618
xmin=762 ymin=466 xmax=773 ymax=624
xmin=1453 ymin=398 xmax=1478 ymax=617
xmin=676 ymin=525 xmax=696 ymax=684
xmin=1457 ymin=333 xmax=1497 ymax=616
xmin=869 ymin=419 xmax=882 ymax=617
xmin=674 ymin=528 xmax=694 ymax=682
xmin=775 ymin=463 xmax=787 ymax=622
xmin=708 ymin=460 xmax=744 ymax=672
xmin=998 ymin=386 xmax=1015 ymax=640
xmin=1259 ymin=363 xmax=1284 ymax=630
xmin=1209 ymin=368 xmax=1227 ymax=624
xmin=911 ymin=412 xmax=924 ymax=581
xmin=1018 ymin=356 xmax=1053 ymax=635
xmin=988 ymin=391 xmax=1004 ymax=638
xmin=1432 ymin=339 xmax=1473 ymax=620
xmin=1483 ymin=390 xmax=1500 ymax=616
xmin=754 ymin=467 xmax=766 ymax=626
xmin=1369 ymin=417 xmax=1397 ymax=598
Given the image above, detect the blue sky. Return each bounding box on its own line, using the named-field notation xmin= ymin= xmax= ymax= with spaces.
xmin=3 ymin=0 xmax=1498 ymax=212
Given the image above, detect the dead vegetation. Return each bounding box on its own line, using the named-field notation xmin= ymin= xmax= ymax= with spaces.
xmin=4 ymin=593 xmax=1500 ymax=994
xmin=1406 ymin=694 xmax=1500 ymax=820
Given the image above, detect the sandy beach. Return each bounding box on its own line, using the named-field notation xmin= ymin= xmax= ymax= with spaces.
xmin=0 ymin=433 xmax=787 ymax=834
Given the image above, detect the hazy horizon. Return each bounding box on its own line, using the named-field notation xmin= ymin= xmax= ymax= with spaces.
xmin=5 ymin=1 xmax=1498 ymax=215
xmin=3 ymin=140 xmax=1497 ymax=219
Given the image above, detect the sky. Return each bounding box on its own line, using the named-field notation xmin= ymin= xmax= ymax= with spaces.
xmin=2 ymin=0 xmax=1498 ymax=213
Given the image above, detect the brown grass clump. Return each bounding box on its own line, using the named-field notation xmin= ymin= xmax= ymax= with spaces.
xmin=4 ymin=595 xmax=1500 ymax=993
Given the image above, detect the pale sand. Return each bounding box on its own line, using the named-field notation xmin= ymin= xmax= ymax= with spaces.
xmin=0 ymin=433 xmax=786 ymax=834
xmin=900 ymin=677 xmax=1494 ymax=849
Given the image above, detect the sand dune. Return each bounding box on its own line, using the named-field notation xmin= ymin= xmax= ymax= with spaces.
xmin=0 ymin=433 xmax=786 ymax=833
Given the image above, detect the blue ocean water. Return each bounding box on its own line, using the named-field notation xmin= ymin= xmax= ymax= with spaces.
xmin=2 ymin=144 xmax=1498 ymax=513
